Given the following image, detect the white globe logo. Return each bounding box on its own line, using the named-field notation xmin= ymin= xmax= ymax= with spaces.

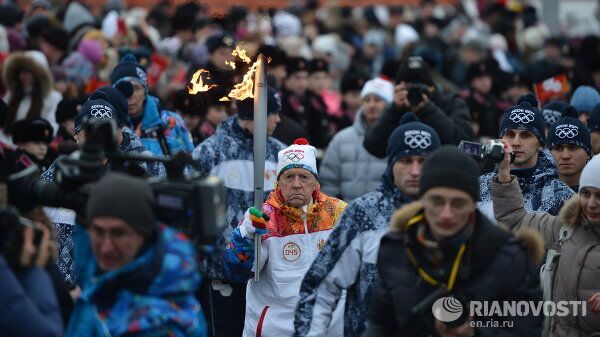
xmin=432 ymin=296 xmax=463 ymax=322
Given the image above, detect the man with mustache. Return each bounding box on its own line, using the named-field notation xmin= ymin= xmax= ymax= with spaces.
xmin=547 ymin=105 xmax=592 ymax=192
xmin=223 ymin=138 xmax=347 ymax=337
xmin=478 ymin=94 xmax=573 ymax=218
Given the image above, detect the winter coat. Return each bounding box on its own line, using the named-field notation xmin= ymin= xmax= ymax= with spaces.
xmin=492 ymin=177 xmax=600 ymax=337
xmin=192 ymin=115 xmax=286 ymax=280
xmin=294 ymin=178 xmax=413 ymax=337
xmin=319 ymin=110 xmax=387 ymax=202
xmin=132 ymin=95 xmax=194 ymax=156
xmin=65 ymin=224 xmax=207 ymax=337
xmin=41 ymin=127 xmax=166 ymax=285
xmin=363 ymin=90 xmax=473 ymax=158
xmin=0 ymin=255 xmax=63 ymax=337
xmin=363 ymin=202 xmax=544 ymax=337
xmin=223 ymin=189 xmax=347 ymax=337
xmin=478 ymin=150 xmax=573 ymax=220
xmin=2 ymin=51 xmax=62 ymax=134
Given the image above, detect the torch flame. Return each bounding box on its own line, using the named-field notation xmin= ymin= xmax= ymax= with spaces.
xmin=188 ymin=69 xmax=217 ymax=94
xmin=228 ymin=60 xmax=259 ymax=101
xmin=219 ymin=97 xmax=230 ymax=102
xmin=232 ymin=46 xmax=251 ymax=64
xmin=225 ymin=61 xmax=236 ymax=70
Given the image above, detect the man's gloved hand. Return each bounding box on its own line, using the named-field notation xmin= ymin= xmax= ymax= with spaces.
xmin=239 ymin=207 xmax=269 ymax=239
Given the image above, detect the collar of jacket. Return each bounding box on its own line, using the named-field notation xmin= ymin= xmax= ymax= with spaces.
xmin=379 ymin=174 xmax=413 ymax=205
xmin=139 ymin=95 xmax=163 ymax=129
xmin=216 ymin=115 xmax=254 ymax=150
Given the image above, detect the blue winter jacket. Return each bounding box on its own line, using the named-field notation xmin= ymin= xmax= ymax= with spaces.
xmin=294 ymin=177 xmax=413 ymax=337
xmin=41 ymin=127 xmax=166 ymax=285
xmin=191 ymin=115 xmax=286 ymax=280
xmin=66 ymin=224 xmax=207 ymax=337
xmin=0 ymin=255 xmax=63 ymax=337
xmin=133 ymin=95 xmax=194 ymax=156
xmin=478 ymin=150 xmax=573 ymax=219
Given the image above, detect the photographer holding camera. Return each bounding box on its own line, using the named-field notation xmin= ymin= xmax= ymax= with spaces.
xmin=0 ymin=206 xmax=63 ymax=337
xmin=362 ymin=146 xmax=543 ymax=337
xmin=41 ymin=90 xmax=167 ymax=285
xmin=65 ymin=172 xmax=207 ymax=336
xmin=363 ymin=56 xmax=473 ymax=158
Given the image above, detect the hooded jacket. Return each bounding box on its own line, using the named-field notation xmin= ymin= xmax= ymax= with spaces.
xmin=223 ymin=188 xmax=347 ymax=337
xmin=478 ymin=150 xmax=573 ymax=219
xmin=319 ymin=110 xmax=388 ymax=202
xmin=363 ymin=90 xmax=472 ymax=158
xmin=192 ymin=115 xmax=286 ymax=280
xmin=492 ymin=177 xmax=600 ymax=337
xmin=363 ymin=202 xmax=544 ymax=337
xmin=2 ymin=51 xmax=62 ymax=133
xmin=294 ymin=177 xmax=413 ymax=337
xmin=65 ymin=224 xmax=207 ymax=337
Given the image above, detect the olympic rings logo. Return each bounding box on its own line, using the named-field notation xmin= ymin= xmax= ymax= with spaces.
xmin=555 ymin=125 xmax=578 ymax=139
xmin=283 ymin=152 xmax=304 ymax=162
xmin=509 ymin=111 xmax=535 ymax=124
xmin=90 ymin=105 xmax=113 ymax=119
xmin=404 ymin=131 xmax=432 ymax=149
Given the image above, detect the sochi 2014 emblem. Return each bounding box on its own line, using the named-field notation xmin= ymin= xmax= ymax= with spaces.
xmin=404 ymin=130 xmax=432 ymax=149
xmin=555 ymin=124 xmax=579 ymax=139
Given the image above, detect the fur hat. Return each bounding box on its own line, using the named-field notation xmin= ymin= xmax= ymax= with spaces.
xmin=2 ymin=51 xmax=53 ymax=97
xmin=12 ymin=117 xmax=53 ymax=144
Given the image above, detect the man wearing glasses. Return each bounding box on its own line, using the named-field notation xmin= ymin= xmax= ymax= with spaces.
xmin=362 ymin=146 xmax=543 ymax=337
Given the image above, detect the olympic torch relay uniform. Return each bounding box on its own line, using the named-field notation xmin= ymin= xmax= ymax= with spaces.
xmin=224 ymin=140 xmax=347 ymax=337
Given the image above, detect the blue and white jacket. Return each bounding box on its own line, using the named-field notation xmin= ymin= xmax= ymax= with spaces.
xmin=41 ymin=127 xmax=166 ymax=285
xmin=294 ymin=177 xmax=413 ymax=337
xmin=192 ymin=115 xmax=286 ymax=280
xmin=133 ymin=95 xmax=194 ymax=156
xmin=478 ymin=150 xmax=573 ymax=219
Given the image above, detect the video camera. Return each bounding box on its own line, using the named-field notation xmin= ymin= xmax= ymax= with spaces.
xmin=458 ymin=140 xmax=506 ymax=163
xmin=4 ymin=117 xmax=226 ymax=248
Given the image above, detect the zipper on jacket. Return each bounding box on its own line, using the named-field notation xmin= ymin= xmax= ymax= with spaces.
xmin=302 ymin=212 xmax=308 ymax=234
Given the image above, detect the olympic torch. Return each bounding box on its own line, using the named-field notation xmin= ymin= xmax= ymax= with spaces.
xmin=253 ymin=54 xmax=267 ymax=282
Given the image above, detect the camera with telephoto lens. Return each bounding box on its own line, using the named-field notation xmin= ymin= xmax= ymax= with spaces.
xmin=0 ymin=206 xmax=44 ymax=270
xmin=458 ymin=139 xmax=506 ymax=163
xmin=6 ymin=117 xmax=226 ymax=247
xmin=407 ymin=83 xmax=430 ymax=106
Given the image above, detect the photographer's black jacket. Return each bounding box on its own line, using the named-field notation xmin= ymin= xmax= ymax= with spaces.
xmin=363 ymin=91 xmax=473 ymax=158
xmin=363 ymin=206 xmax=543 ymax=337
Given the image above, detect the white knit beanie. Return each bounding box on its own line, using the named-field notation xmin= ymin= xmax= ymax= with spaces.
xmin=277 ymin=138 xmax=318 ymax=179
xmin=579 ymin=154 xmax=600 ymax=192
xmin=360 ymin=77 xmax=394 ymax=105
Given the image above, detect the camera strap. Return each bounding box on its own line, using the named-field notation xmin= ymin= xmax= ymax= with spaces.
xmin=403 ymin=213 xmax=467 ymax=291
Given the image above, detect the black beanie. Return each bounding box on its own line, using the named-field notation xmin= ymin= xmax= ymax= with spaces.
xmin=589 ymin=103 xmax=600 ymax=133
xmin=40 ymin=26 xmax=69 ymax=52
xmin=87 ymin=173 xmax=155 ymax=237
xmin=109 ymin=53 xmax=148 ymax=89
xmin=498 ymin=94 xmax=546 ymax=146
xmin=74 ymin=99 xmax=123 ymax=134
xmin=542 ymin=100 xmax=568 ymax=128
xmin=55 ymin=98 xmax=81 ymax=125
xmin=547 ymin=106 xmax=592 ymax=156
xmin=237 ymin=86 xmax=282 ymax=120
xmin=419 ymin=145 xmax=481 ymax=202
xmin=89 ymin=83 xmax=133 ymax=125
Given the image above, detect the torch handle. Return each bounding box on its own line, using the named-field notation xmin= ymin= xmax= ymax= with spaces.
xmin=253 ymin=54 xmax=267 ymax=282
